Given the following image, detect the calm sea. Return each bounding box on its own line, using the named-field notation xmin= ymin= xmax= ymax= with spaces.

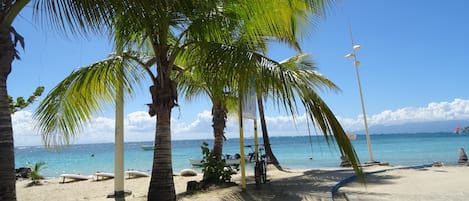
xmin=14 ymin=132 xmax=469 ymax=178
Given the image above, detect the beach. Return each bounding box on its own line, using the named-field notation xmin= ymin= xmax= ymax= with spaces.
xmin=340 ymin=165 xmax=469 ymax=201
xmin=16 ymin=164 xmax=469 ymax=201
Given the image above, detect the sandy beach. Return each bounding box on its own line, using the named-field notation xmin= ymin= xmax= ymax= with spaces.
xmin=16 ymin=165 xmax=469 ymax=201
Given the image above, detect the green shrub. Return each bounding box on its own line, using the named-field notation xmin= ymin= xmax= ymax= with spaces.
xmin=200 ymin=142 xmax=232 ymax=184
xmin=26 ymin=161 xmax=46 ymax=185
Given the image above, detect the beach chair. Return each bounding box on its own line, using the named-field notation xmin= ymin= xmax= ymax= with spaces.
xmin=60 ymin=174 xmax=92 ymax=183
xmin=94 ymin=172 xmax=115 ymax=181
xmin=125 ymin=170 xmax=150 ymax=179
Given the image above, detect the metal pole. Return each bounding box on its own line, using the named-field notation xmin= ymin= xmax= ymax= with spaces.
xmin=238 ymin=94 xmax=246 ymax=190
xmin=348 ymin=27 xmax=376 ymax=163
xmin=353 ymin=54 xmax=374 ymax=162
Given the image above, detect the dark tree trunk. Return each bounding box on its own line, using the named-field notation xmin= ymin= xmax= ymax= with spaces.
xmin=257 ymin=94 xmax=283 ymax=170
xmin=147 ymin=44 xmax=177 ymax=201
xmin=0 ymin=24 xmax=16 ymax=201
xmin=211 ymin=99 xmax=227 ymax=160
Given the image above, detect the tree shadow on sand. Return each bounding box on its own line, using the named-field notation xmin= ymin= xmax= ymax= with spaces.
xmin=180 ymin=168 xmax=363 ymax=201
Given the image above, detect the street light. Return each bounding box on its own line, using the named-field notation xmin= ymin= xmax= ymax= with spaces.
xmin=345 ymin=39 xmax=379 ymax=165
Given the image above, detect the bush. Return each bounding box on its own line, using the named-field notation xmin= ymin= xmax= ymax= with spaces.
xmin=26 ymin=161 xmax=46 ymax=185
xmin=200 ymin=142 xmax=232 ymax=184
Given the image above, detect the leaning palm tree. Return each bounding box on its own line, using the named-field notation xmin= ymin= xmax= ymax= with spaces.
xmin=255 ymin=54 xmax=346 ymax=170
xmin=189 ymin=46 xmax=361 ymax=173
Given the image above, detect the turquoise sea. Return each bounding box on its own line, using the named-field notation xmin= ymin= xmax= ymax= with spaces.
xmin=14 ymin=132 xmax=469 ymax=178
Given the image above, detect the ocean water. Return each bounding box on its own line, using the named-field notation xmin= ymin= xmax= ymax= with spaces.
xmin=14 ymin=132 xmax=469 ymax=178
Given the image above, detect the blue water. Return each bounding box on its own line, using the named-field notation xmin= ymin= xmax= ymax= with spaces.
xmin=14 ymin=132 xmax=469 ymax=178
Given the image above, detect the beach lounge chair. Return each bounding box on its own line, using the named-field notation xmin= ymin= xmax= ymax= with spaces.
xmin=60 ymin=174 xmax=92 ymax=183
xmin=94 ymin=172 xmax=115 ymax=181
xmin=125 ymin=170 xmax=150 ymax=179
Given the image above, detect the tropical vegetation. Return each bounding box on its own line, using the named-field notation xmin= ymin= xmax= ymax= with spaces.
xmin=9 ymin=86 xmax=44 ymax=113
xmin=26 ymin=161 xmax=46 ymax=185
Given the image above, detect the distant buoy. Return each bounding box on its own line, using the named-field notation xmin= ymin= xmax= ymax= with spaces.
xmin=309 ymin=157 xmax=314 ymax=160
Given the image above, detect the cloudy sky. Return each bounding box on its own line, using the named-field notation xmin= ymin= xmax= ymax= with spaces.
xmin=10 ymin=1 xmax=469 ymax=146
xmin=13 ymin=98 xmax=469 ymax=146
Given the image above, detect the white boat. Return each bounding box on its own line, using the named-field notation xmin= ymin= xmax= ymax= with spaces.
xmin=347 ymin=133 xmax=357 ymax=140
xmin=189 ymin=158 xmax=204 ymax=166
xmin=189 ymin=158 xmax=242 ymax=166
xmin=60 ymin=174 xmax=92 ymax=183
xmin=141 ymin=145 xmax=154 ymax=150
xmin=189 ymin=156 xmax=243 ymax=167
xmin=125 ymin=170 xmax=150 ymax=178
xmin=94 ymin=172 xmax=114 ymax=181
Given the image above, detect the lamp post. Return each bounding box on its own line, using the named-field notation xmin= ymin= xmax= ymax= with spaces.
xmin=345 ymin=39 xmax=378 ymax=164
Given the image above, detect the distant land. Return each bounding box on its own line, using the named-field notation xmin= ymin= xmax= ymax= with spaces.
xmin=353 ymin=120 xmax=468 ymax=135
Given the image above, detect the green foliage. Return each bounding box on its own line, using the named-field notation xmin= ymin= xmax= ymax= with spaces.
xmin=26 ymin=161 xmax=46 ymax=185
xmin=9 ymin=86 xmax=45 ymax=114
xmin=200 ymin=142 xmax=232 ymax=184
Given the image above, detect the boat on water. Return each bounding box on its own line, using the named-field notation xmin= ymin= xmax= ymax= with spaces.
xmin=189 ymin=153 xmax=253 ymax=167
xmin=453 ymin=125 xmax=469 ymax=134
xmin=347 ymin=133 xmax=357 ymax=140
xmin=189 ymin=158 xmax=242 ymax=167
xmin=454 ymin=125 xmax=461 ymax=134
xmin=141 ymin=145 xmax=154 ymax=150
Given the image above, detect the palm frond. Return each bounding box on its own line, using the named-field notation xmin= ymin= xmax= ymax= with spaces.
xmin=33 ymin=55 xmax=145 ymax=148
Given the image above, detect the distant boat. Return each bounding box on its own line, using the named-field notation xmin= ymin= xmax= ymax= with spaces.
xmin=347 ymin=133 xmax=357 ymax=140
xmin=463 ymin=126 xmax=469 ymax=133
xmin=141 ymin=145 xmax=154 ymax=150
xmin=454 ymin=125 xmax=461 ymax=134
xmin=189 ymin=158 xmax=242 ymax=167
xmin=189 ymin=153 xmax=253 ymax=167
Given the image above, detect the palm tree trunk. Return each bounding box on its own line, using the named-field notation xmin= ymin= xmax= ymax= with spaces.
xmin=0 ymin=25 xmax=16 ymax=201
xmin=148 ymin=81 xmax=176 ymax=201
xmin=257 ymin=94 xmax=283 ymax=170
xmin=212 ymin=99 xmax=227 ymax=160
xmin=148 ymin=43 xmax=177 ymax=200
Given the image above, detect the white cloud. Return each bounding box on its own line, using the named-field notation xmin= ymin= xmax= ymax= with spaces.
xmin=338 ymin=98 xmax=469 ymax=131
xmin=12 ymin=98 xmax=469 ymax=146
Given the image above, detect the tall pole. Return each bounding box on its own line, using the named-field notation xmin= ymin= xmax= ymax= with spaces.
xmin=114 ymin=76 xmax=125 ymax=197
xmin=345 ymin=27 xmax=376 ymax=163
xmin=238 ymin=93 xmax=247 ymax=190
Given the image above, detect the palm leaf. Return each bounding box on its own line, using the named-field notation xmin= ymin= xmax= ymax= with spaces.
xmin=34 ymin=54 xmax=145 ymax=148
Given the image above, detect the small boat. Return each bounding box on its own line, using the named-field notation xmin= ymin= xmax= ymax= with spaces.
xmin=189 ymin=153 xmax=246 ymax=167
xmin=189 ymin=158 xmax=242 ymax=167
xmin=462 ymin=126 xmax=469 ymax=133
xmin=141 ymin=145 xmax=154 ymax=150
xmin=347 ymin=133 xmax=357 ymax=140
xmin=454 ymin=125 xmax=461 ymax=134
xmin=188 ymin=158 xmax=204 ymax=167
xmin=125 ymin=170 xmax=150 ymax=178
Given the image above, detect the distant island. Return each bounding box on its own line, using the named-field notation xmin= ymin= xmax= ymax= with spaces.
xmin=352 ymin=120 xmax=469 ymax=134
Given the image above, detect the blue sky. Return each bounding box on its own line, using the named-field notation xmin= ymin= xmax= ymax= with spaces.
xmin=9 ymin=1 xmax=469 ymax=146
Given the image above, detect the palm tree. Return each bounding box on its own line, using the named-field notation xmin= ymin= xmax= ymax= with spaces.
xmin=9 ymin=86 xmax=45 ymax=113
xmin=254 ymin=54 xmax=345 ymax=170
xmin=32 ymin=1 xmax=362 ymax=201
xmin=177 ymin=67 xmax=233 ymax=161
xmin=26 ymin=161 xmax=46 ymax=185
xmin=0 ymin=1 xmax=37 ymax=200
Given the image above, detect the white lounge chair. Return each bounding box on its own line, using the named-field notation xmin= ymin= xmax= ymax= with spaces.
xmin=94 ymin=172 xmax=115 ymax=181
xmin=125 ymin=170 xmax=150 ymax=179
xmin=60 ymin=174 xmax=92 ymax=183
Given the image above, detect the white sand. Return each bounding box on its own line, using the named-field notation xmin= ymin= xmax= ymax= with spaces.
xmin=16 ymin=165 xmax=469 ymax=201
xmin=339 ymin=165 xmax=469 ymax=201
